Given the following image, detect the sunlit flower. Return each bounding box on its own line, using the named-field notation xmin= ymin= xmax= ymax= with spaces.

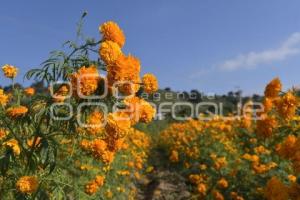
xmin=86 ymin=110 xmax=105 ymax=135
xmin=99 ymin=41 xmax=122 ymax=65
xmin=256 ymin=114 xmax=277 ymax=138
xmin=264 ymin=78 xmax=282 ymax=99
xmin=6 ymin=106 xmax=28 ymax=118
xmin=275 ymin=92 xmax=298 ymax=120
xmin=142 ymin=73 xmax=158 ymax=94
xmin=16 ymin=176 xmax=38 ymax=194
xmin=24 ymin=87 xmax=35 ymax=96
xmin=107 ymin=54 xmax=141 ymax=95
xmin=4 ymin=139 xmax=20 ymax=155
xmin=217 ymin=178 xmax=228 ymax=189
xmin=105 ymin=111 xmax=131 ymax=139
xmin=100 ymin=21 xmax=125 ymax=48
xmin=0 ymin=89 xmax=9 ymax=106
xmin=70 ymin=65 xmax=100 ymax=96
xmin=2 ymin=64 xmax=18 ymax=78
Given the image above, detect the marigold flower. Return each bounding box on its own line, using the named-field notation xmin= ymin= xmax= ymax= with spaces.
xmin=0 ymin=89 xmax=9 ymax=106
xmin=70 ymin=66 xmax=100 ymax=96
xmin=2 ymin=64 xmax=18 ymax=78
xmin=197 ymin=183 xmax=207 ymax=195
xmin=105 ymin=111 xmax=131 ymax=139
xmin=275 ymin=92 xmax=298 ymax=120
xmin=288 ymin=175 xmax=297 ymax=183
xmin=277 ymin=135 xmax=297 ymax=158
xmin=4 ymin=139 xmax=20 ymax=155
xmin=85 ymin=181 xmax=99 ymax=195
xmin=142 ymin=73 xmax=158 ymax=94
xmin=264 ymin=177 xmax=288 ymax=200
xmin=86 ymin=110 xmax=105 ymax=135
xmin=212 ymin=190 xmax=224 ymax=200
xmin=6 ymin=106 xmax=28 ymax=118
xmin=264 ymin=78 xmax=282 ymax=98
xmin=217 ymin=178 xmax=228 ymax=189
xmin=24 ymin=87 xmax=35 ymax=96
xmin=169 ymin=150 xmax=179 ymax=162
xmin=100 ymin=21 xmax=125 ymax=48
xmin=263 ymin=97 xmax=273 ymax=113
xmin=256 ymin=114 xmax=277 ymax=138
xmin=107 ymin=54 xmax=141 ymax=95
xmin=99 ymin=41 xmax=122 ymax=65
xmin=16 ymin=176 xmax=38 ymax=194
xmin=139 ymin=99 xmax=156 ymax=123
xmin=85 ymin=176 xmax=105 ymax=195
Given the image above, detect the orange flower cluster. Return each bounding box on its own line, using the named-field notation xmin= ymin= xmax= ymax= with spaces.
xmin=275 ymin=92 xmax=298 ymax=120
xmin=16 ymin=176 xmax=38 ymax=194
xmin=3 ymin=139 xmax=20 ymax=155
xmin=264 ymin=78 xmax=282 ymax=99
xmin=6 ymin=106 xmax=28 ymax=118
xmin=86 ymin=110 xmax=105 ymax=136
xmin=256 ymin=114 xmax=277 ymax=138
xmin=85 ymin=175 xmax=105 ymax=195
xmin=142 ymin=73 xmax=158 ymax=94
xmin=24 ymin=87 xmax=35 ymax=96
xmin=100 ymin=21 xmax=125 ymax=48
xmin=277 ymin=134 xmax=300 ymax=173
xmin=70 ymin=65 xmax=100 ymax=96
xmin=2 ymin=64 xmax=18 ymax=79
xmin=99 ymin=21 xmax=158 ymax=96
xmin=0 ymin=89 xmax=9 ymax=106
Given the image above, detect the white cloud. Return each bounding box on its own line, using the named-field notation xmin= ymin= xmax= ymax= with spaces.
xmin=218 ymin=32 xmax=300 ymax=71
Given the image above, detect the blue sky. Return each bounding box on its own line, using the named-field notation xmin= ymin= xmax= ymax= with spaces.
xmin=1 ymin=0 xmax=300 ymax=95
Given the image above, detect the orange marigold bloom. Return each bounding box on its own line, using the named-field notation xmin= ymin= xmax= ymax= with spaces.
xmin=107 ymin=54 xmax=141 ymax=95
xmin=86 ymin=110 xmax=105 ymax=135
xmin=24 ymin=87 xmax=35 ymax=96
xmin=16 ymin=176 xmax=38 ymax=194
xmin=169 ymin=150 xmax=179 ymax=162
xmin=2 ymin=64 xmax=18 ymax=78
xmin=217 ymin=178 xmax=228 ymax=189
xmin=277 ymin=135 xmax=298 ymax=158
xmin=100 ymin=21 xmax=125 ymax=48
xmin=99 ymin=41 xmax=122 ymax=65
xmin=105 ymin=111 xmax=131 ymax=139
xmin=264 ymin=78 xmax=282 ymax=99
xmin=275 ymin=92 xmax=298 ymax=120
xmin=139 ymin=99 xmax=156 ymax=123
xmin=90 ymin=139 xmax=107 ymax=158
xmin=4 ymin=139 xmax=20 ymax=155
xmin=142 ymin=73 xmax=158 ymax=94
xmin=256 ymin=114 xmax=277 ymax=138
xmin=212 ymin=190 xmax=224 ymax=200
xmin=263 ymin=97 xmax=273 ymax=113
xmin=197 ymin=183 xmax=207 ymax=195
xmin=70 ymin=66 xmax=100 ymax=96
xmin=0 ymin=89 xmax=9 ymax=106
xmin=85 ymin=181 xmax=99 ymax=195
xmin=101 ymin=150 xmax=115 ymax=164
xmin=6 ymin=106 xmax=28 ymax=118
xmin=264 ymin=177 xmax=289 ymax=200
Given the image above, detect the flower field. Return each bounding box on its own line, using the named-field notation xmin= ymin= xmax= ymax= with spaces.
xmin=1 ymin=19 xmax=300 ymax=200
